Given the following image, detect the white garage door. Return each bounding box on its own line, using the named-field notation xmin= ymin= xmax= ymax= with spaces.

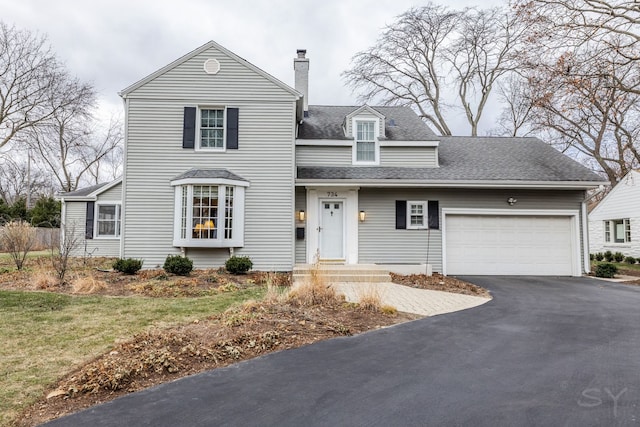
xmin=445 ymin=215 xmax=575 ymax=276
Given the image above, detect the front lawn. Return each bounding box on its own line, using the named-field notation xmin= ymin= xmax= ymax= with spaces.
xmin=0 ymin=287 xmax=263 ymax=426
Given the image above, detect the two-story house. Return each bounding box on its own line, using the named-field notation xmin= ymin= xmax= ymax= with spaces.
xmin=60 ymin=40 xmax=607 ymax=276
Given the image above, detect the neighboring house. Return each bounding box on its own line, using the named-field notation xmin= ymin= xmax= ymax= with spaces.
xmin=67 ymin=41 xmax=607 ymax=275
xmin=59 ymin=179 xmax=122 ymax=258
xmin=589 ymin=170 xmax=640 ymax=258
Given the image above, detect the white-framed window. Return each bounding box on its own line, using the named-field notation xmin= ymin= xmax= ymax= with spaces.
xmin=407 ymin=201 xmax=427 ymax=229
xmin=604 ymin=219 xmax=631 ymax=243
xmin=171 ymin=178 xmax=248 ymax=248
xmin=352 ymin=119 xmax=380 ymax=165
xmin=96 ymin=203 xmax=121 ymax=238
xmin=199 ymin=108 xmax=225 ymax=150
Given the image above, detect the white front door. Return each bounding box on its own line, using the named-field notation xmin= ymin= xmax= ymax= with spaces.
xmin=319 ymin=201 xmax=344 ymax=260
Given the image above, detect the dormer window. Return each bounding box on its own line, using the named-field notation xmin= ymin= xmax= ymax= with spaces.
xmin=353 ymin=119 xmax=380 ymax=165
xmin=356 ymin=121 xmax=375 ymax=162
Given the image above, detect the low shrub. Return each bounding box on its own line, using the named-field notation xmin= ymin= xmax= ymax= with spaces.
xmin=624 ymin=256 xmax=637 ymax=265
xmin=613 ymin=252 xmax=625 ymax=262
xmin=163 ymin=255 xmax=193 ymax=276
xmin=594 ymin=252 xmax=604 ymax=261
xmin=113 ymin=258 xmax=143 ymax=275
xmin=603 ymin=250 xmax=613 ymax=262
xmin=225 ymin=256 xmax=253 ymax=275
xmin=589 ymin=253 xmax=595 ymax=261
xmin=594 ymin=263 xmax=618 ymax=278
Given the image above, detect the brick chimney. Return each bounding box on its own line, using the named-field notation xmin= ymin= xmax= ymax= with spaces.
xmin=294 ymin=49 xmax=309 ymax=116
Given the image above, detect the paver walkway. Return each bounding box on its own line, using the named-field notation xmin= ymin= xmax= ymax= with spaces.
xmin=331 ymin=282 xmax=490 ymax=316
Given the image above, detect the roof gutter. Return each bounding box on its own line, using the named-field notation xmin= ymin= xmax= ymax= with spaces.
xmin=294 ymin=179 xmax=609 ymax=190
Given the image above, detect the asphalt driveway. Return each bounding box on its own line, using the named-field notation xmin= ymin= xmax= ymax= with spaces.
xmin=46 ymin=276 xmax=640 ymax=426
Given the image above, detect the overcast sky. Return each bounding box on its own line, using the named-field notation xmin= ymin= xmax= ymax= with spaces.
xmin=3 ymin=0 xmax=506 ymax=134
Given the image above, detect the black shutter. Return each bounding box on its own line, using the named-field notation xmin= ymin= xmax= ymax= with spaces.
xmin=226 ymin=107 xmax=239 ymax=149
xmin=85 ymin=201 xmax=95 ymax=239
xmin=395 ymin=200 xmax=407 ymax=230
xmin=182 ymin=107 xmax=196 ymax=149
xmin=428 ymin=200 xmax=440 ymax=229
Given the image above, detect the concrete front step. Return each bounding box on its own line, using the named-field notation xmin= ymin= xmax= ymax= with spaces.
xmin=293 ymin=264 xmax=391 ymax=284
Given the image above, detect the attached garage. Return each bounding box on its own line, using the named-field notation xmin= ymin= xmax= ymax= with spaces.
xmin=444 ymin=211 xmax=580 ymax=276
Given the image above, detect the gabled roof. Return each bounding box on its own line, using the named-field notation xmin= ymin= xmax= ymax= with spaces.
xmin=298 ymin=137 xmax=607 ymax=187
xmin=58 ymin=178 xmax=122 ymax=201
xmin=297 ymin=105 xmax=437 ymax=141
xmin=589 ymin=169 xmax=638 ymax=216
xmin=345 ymin=105 xmax=386 ymax=121
xmin=119 ymin=40 xmax=301 ymax=99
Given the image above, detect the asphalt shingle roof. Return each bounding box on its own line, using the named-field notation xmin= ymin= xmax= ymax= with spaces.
xmin=298 ymin=137 xmax=606 ymax=183
xmin=171 ymin=169 xmax=248 ymax=182
xmin=60 ymin=182 xmax=113 ymax=198
xmin=297 ymin=105 xmax=437 ymax=140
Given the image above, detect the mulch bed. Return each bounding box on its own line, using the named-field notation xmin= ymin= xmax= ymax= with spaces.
xmin=390 ymin=273 xmax=491 ymax=298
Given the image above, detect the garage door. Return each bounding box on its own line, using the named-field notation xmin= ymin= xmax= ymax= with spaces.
xmin=445 ymin=215 xmax=575 ymax=276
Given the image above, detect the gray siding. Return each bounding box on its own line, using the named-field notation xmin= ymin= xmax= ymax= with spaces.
xmin=296 ymin=146 xmax=352 ymax=166
xmin=296 ymin=145 xmax=437 ymax=167
xmin=380 ymin=147 xmax=437 ymax=167
xmin=63 ymin=201 xmax=120 ymax=258
xmin=358 ymin=188 xmax=585 ymax=272
xmin=123 ymin=45 xmax=297 ymax=270
xmin=99 ymin=183 xmax=122 ymax=201
xmin=295 ymin=187 xmax=306 ymax=263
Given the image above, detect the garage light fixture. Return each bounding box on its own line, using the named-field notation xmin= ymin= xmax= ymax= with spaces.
xmin=359 ymin=210 xmax=366 ymax=222
xmin=297 ymin=210 xmax=306 ymax=222
xmin=507 ymin=197 xmax=517 ymax=206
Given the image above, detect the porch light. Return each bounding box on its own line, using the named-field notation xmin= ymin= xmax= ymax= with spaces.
xmin=359 ymin=210 xmax=366 ymax=222
xmin=507 ymin=197 xmax=517 ymax=206
xmin=297 ymin=210 xmax=306 ymax=222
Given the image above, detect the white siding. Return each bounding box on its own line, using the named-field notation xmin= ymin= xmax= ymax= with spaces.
xmin=359 ymin=188 xmax=585 ymax=273
xmin=589 ymin=171 xmax=640 ymax=257
xmin=99 ymin=183 xmax=122 ymax=201
xmin=122 ymin=45 xmax=297 ymax=270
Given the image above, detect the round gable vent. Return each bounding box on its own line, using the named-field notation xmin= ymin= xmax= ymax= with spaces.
xmin=203 ymin=58 xmax=220 ymax=75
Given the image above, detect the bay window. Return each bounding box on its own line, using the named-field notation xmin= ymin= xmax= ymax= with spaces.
xmin=171 ymin=171 xmax=248 ymax=248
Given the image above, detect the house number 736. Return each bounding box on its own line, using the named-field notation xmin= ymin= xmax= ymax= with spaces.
xmin=327 ymin=192 xmax=338 ymax=197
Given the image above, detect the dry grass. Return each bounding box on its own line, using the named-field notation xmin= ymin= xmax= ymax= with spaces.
xmin=288 ymin=262 xmax=342 ymax=307
xmin=32 ymin=269 xmax=58 ymax=289
xmin=355 ymin=284 xmax=384 ymax=311
xmin=71 ymin=273 xmax=108 ymax=295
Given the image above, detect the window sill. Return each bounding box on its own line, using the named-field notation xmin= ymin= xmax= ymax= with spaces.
xmin=173 ymin=239 xmax=244 ymax=248
xmin=94 ymin=236 xmax=120 ymax=240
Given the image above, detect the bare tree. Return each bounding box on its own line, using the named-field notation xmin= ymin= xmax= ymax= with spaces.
xmin=50 ymin=220 xmax=81 ymax=285
xmin=490 ymin=74 xmax=537 ymax=137
xmin=0 ymin=22 xmax=92 ymax=150
xmin=508 ymin=0 xmax=640 ymax=183
xmin=343 ymin=4 xmax=524 ymax=136
xmin=0 ymin=152 xmax=53 ymax=204
xmin=26 ymin=98 xmax=123 ymax=192
xmin=83 ymin=117 xmax=124 ymax=185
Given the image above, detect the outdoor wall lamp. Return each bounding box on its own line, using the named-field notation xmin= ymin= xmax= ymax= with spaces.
xmin=359 ymin=210 xmax=366 ymax=222
xmin=507 ymin=197 xmax=517 ymax=206
xmin=297 ymin=210 xmax=306 ymax=222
